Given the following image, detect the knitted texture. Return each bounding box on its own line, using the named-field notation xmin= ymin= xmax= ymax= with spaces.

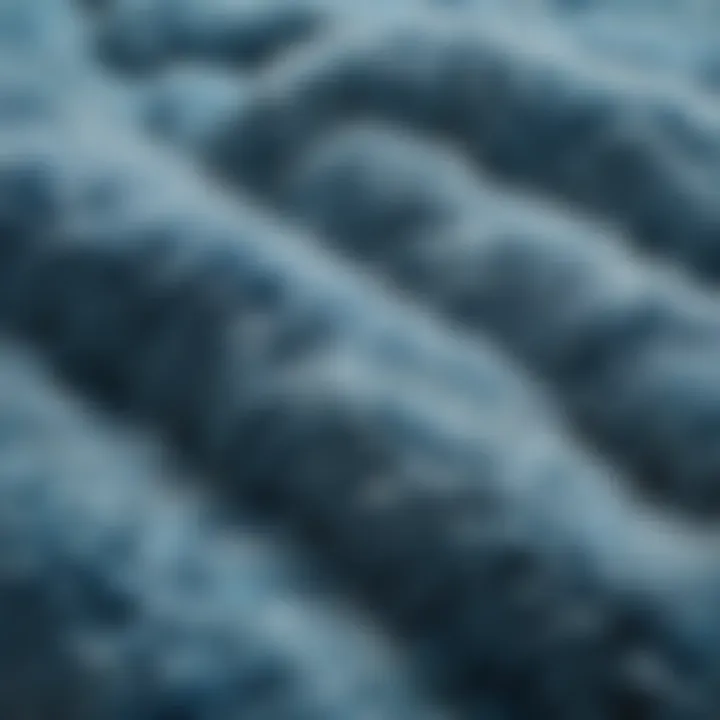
xmin=4 ymin=0 xmax=720 ymax=718
xmin=126 ymin=62 xmax=720 ymax=511
xmin=0 ymin=343 xmax=444 ymax=720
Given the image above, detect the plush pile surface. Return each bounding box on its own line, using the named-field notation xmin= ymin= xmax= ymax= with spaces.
xmin=3 ymin=1 xmax=720 ymax=718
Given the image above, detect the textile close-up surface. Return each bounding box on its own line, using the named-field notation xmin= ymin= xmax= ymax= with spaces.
xmin=3 ymin=0 xmax=720 ymax=718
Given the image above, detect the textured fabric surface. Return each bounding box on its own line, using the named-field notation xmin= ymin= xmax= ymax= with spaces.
xmin=3 ymin=1 xmax=720 ymax=718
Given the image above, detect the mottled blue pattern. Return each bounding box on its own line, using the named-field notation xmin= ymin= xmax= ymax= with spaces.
xmin=3 ymin=0 xmax=720 ymax=718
